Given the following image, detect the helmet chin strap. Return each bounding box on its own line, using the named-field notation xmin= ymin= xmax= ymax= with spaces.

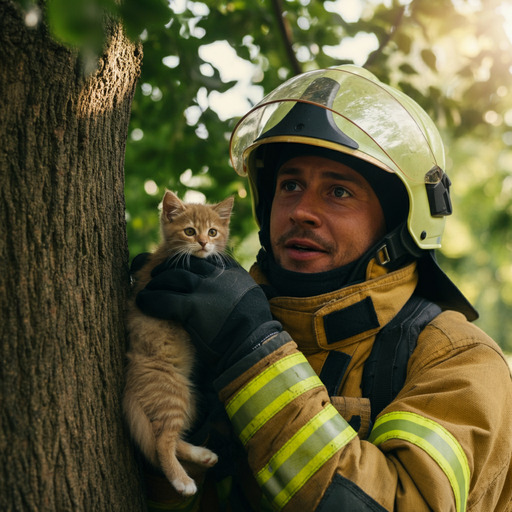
xmin=375 ymin=222 xmax=424 ymax=265
xmin=258 ymin=227 xmax=272 ymax=255
xmin=347 ymin=222 xmax=423 ymax=283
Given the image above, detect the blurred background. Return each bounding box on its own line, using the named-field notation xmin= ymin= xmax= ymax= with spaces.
xmin=38 ymin=0 xmax=512 ymax=353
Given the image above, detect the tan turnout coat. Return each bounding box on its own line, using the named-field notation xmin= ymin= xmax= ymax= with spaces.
xmin=214 ymin=260 xmax=512 ymax=512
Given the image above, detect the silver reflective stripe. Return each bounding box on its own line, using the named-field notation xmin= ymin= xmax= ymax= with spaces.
xmin=257 ymin=404 xmax=356 ymax=510
xmin=369 ymin=411 xmax=470 ymax=512
xmin=226 ymin=353 xmax=324 ymax=445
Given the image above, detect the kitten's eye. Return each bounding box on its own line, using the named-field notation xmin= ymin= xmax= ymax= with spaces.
xmin=184 ymin=228 xmax=196 ymax=236
xmin=208 ymin=228 xmax=217 ymax=237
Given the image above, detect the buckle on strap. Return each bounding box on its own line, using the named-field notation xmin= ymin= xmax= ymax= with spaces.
xmin=376 ymin=244 xmax=391 ymax=266
xmin=375 ymin=223 xmax=423 ymax=267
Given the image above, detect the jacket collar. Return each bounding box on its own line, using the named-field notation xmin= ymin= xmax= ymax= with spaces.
xmin=250 ymin=259 xmax=418 ymax=354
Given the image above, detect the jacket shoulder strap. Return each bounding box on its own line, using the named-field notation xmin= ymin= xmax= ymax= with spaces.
xmin=362 ymin=295 xmax=442 ymax=424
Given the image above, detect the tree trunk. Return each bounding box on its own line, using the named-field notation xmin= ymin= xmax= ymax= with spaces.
xmin=0 ymin=1 xmax=146 ymax=510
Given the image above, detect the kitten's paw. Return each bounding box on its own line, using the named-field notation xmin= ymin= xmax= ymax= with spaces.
xmin=191 ymin=446 xmax=218 ymax=467
xmin=173 ymin=477 xmax=197 ymax=497
xmin=199 ymin=451 xmax=218 ymax=468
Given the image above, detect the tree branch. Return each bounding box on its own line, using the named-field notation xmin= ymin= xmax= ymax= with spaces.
xmin=270 ymin=0 xmax=302 ymax=76
xmin=364 ymin=5 xmax=406 ymax=68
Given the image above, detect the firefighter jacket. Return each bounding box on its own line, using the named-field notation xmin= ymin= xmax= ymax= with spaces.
xmin=211 ymin=258 xmax=512 ymax=512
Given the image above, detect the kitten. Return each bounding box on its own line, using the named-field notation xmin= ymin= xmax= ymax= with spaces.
xmin=123 ymin=190 xmax=234 ymax=496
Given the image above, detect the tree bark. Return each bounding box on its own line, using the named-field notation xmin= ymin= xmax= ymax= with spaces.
xmin=0 ymin=1 xmax=146 ymax=510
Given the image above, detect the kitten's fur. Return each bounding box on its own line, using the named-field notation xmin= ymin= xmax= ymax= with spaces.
xmin=123 ymin=190 xmax=234 ymax=496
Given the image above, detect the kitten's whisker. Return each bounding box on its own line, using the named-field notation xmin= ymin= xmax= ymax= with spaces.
xmin=168 ymin=248 xmax=191 ymax=269
xmin=179 ymin=252 xmax=190 ymax=269
xmin=211 ymin=252 xmax=226 ymax=272
xmin=222 ymin=246 xmax=235 ymax=263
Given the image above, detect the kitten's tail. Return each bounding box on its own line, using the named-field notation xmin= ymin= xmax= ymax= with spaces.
xmin=123 ymin=383 xmax=159 ymax=467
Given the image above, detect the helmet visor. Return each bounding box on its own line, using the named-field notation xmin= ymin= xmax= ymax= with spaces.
xmin=230 ymin=68 xmax=443 ymax=184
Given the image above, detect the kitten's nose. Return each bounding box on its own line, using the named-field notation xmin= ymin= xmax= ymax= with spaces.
xmin=199 ymin=241 xmax=207 ymax=248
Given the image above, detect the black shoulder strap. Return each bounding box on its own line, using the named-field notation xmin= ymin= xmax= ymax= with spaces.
xmin=362 ymin=295 xmax=442 ymax=423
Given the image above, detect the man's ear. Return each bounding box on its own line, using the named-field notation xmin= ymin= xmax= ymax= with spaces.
xmin=213 ymin=196 xmax=234 ymax=220
xmin=161 ymin=190 xmax=186 ymax=222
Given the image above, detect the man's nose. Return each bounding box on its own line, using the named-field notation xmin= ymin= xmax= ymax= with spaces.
xmin=290 ymin=191 xmax=322 ymax=226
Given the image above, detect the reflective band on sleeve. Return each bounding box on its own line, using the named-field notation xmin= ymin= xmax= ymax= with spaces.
xmin=368 ymin=411 xmax=470 ymax=512
xmin=226 ymin=353 xmax=324 ymax=445
xmin=256 ymin=404 xmax=356 ymax=510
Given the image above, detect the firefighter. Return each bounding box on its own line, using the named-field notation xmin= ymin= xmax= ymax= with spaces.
xmin=136 ymin=65 xmax=512 ymax=511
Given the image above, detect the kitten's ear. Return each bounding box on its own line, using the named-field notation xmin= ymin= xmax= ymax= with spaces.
xmin=213 ymin=196 xmax=234 ymax=220
xmin=162 ymin=190 xmax=186 ymax=222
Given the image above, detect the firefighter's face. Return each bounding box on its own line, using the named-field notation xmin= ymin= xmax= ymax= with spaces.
xmin=270 ymin=155 xmax=386 ymax=274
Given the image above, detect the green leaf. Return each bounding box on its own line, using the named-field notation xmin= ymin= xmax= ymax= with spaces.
xmin=428 ymin=86 xmax=441 ymax=100
xmin=395 ymin=32 xmax=412 ymax=55
xmin=399 ymin=63 xmax=417 ymax=75
xmin=421 ymin=49 xmax=437 ymax=71
xmin=46 ymin=0 xmax=115 ymax=47
xmin=118 ymin=0 xmax=172 ymax=41
xmin=457 ymin=65 xmax=474 ymax=78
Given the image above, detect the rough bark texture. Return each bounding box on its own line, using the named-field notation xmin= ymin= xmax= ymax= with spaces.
xmin=0 ymin=1 xmax=146 ymax=510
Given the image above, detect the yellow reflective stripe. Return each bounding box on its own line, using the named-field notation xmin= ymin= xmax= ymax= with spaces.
xmin=369 ymin=411 xmax=470 ymax=512
xmin=257 ymin=404 xmax=356 ymax=510
xmin=227 ymin=353 xmax=310 ymax=417
xmin=226 ymin=353 xmax=324 ymax=445
xmin=237 ymin=374 xmax=321 ymax=445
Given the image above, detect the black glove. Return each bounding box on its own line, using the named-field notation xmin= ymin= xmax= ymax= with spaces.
xmin=130 ymin=252 xmax=151 ymax=274
xmin=136 ymin=257 xmax=282 ymax=375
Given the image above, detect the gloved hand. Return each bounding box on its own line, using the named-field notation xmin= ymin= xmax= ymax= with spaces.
xmin=136 ymin=257 xmax=282 ymax=375
xmin=129 ymin=252 xmax=151 ymax=285
xmin=130 ymin=252 xmax=151 ymax=274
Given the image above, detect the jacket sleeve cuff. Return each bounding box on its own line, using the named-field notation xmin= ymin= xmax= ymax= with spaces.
xmin=214 ymin=331 xmax=292 ymax=393
xmin=316 ymin=474 xmax=387 ymax=512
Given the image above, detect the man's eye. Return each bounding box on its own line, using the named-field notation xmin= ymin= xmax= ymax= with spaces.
xmin=333 ymin=187 xmax=349 ymax=198
xmin=283 ymin=181 xmax=298 ymax=191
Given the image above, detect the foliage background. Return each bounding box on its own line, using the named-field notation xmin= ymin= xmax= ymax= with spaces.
xmin=23 ymin=0 xmax=512 ymax=351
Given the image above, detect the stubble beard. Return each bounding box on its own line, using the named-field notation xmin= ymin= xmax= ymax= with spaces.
xmin=271 ymin=226 xmax=351 ymax=273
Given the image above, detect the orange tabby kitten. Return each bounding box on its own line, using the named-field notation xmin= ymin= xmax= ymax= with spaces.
xmin=123 ymin=190 xmax=234 ymax=496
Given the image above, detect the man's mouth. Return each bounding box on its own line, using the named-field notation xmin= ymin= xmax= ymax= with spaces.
xmin=285 ymin=240 xmax=326 ymax=253
xmin=289 ymin=244 xmax=318 ymax=251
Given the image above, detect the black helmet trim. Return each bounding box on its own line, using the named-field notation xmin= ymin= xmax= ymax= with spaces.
xmin=426 ymin=171 xmax=453 ymax=217
xmin=255 ymin=77 xmax=359 ymax=151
